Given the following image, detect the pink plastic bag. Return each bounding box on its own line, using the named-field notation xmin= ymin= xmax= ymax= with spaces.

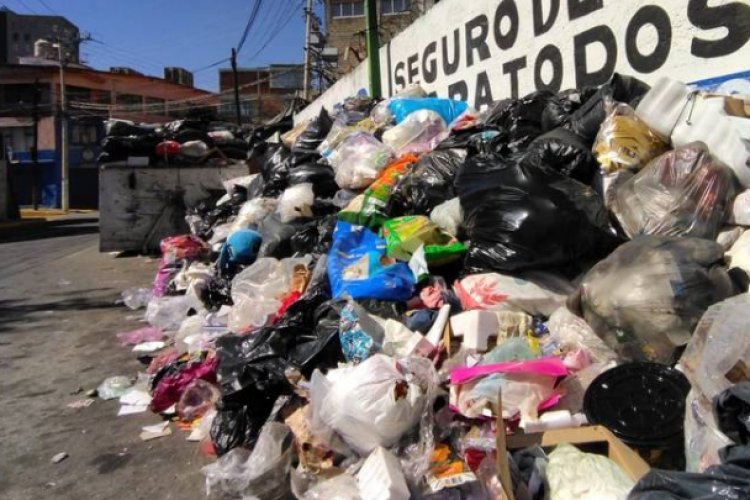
xmin=116 ymin=326 xmax=164 ymax=346
xmin=150 ymin=355 xmax=218 ymax=413
xmin=450 ymin=358 xmax=568 ymax=385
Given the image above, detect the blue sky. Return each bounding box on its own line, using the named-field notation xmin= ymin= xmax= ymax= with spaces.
xmin=1 ymin=0 xmax=320 ymax=91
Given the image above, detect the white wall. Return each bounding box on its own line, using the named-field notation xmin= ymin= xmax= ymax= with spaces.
xmin=298 ymin=0 xmax=750 ymax=121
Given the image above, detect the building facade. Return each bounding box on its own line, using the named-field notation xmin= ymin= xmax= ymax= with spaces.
xmin=324 ymin=0 xmax=438 ymax=77
xmin=218 ymin=64 xmax=303 ymax=123
xmin=0 ymin=7 xmax=79 ymax=65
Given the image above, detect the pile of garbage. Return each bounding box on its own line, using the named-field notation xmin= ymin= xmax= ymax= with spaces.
xmin=98 ymin=98 xmax=305 ymax=167
xmin=105 ymin=75 xmax=750 ymax=499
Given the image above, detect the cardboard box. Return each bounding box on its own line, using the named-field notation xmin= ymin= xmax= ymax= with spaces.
xmin=505 ymin=425 xmax=650 ymax=482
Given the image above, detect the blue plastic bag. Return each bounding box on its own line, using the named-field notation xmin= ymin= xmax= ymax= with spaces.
xmin=388 ymin=98 xmax=468 ymax=125
xmin=217 ymin=229 xmax=262 ymax=274
xmin=328 ymin=221 xmax=415 ymax=301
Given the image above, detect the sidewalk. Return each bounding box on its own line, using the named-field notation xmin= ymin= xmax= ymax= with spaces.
xmin=0 ymin=209 xmax=96 ymax=232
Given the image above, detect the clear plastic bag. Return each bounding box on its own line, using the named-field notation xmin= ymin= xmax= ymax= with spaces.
xmin=727 ymin=230 xmax=750 ymax=276
xmin=717 ymin=226 xmax=745 ymax=250
xmin=318 ymin=115 xmax=378 ymax=158
xmin=202 ymin=421 xmax=293 ymax=500
xmin=98 ymin=376 xmax=133 ymax=400
xmin=732 ymin=189 xmax=750 ymax=226
xmin=121 ymin=287 xmax=151 ymax=310
xmin=679 ymin=293 xmax=750 ymax=402
xmin=145 ymin=294 xmax=204 ymax=331
xmin=310 ymin=354 xmax=438 ymax=456
xmin=277 ymin=183 xmax=314 ymax=223
xmin=176 ymin=379 xmax=220 ymax=421
xmin=546 ymin=307 xmax=619 ymax=365
xmin=381 ymin=109 xmax=449 ymax=156
xmin=327 ymin=132 xmax=394 ymax=190
xmin=611 ymin=142 xmax=738 ymax=241
xmin=578 ymin=236 xmax=736 ymax=363
xmin=229 ymin=256 xmax=312 ymax=332
xmin=684 ymin=390 xmax=733 ymax=473
xmin=232 ymin=197 xmax=278 ymax=231
xmin=302 ymin=473 xmax=361 ymax=500
xmin=593 ymin=101 xmax=669 ymax=173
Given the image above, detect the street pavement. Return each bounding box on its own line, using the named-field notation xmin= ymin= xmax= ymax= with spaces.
xmin=0 ymin=214 xmax=209 ymax=500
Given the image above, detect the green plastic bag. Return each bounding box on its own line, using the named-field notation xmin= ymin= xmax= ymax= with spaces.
xmin=381 ymin=215 xmax=466 ymax=265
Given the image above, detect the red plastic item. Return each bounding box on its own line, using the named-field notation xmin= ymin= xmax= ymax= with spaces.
xmin=156 ymin=140 xmax=180 ymax=156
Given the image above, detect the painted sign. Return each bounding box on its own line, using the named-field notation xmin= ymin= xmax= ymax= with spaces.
xmin=298 ymin=0 xmax=750 ymax=121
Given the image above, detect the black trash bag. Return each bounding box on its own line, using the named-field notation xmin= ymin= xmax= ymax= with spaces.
xmin=457 ymin=151 xmax=617 ymax=273
xmin=105 ymin=119 xmax=158 ymax=137
xmin=258 ymin=213 xmax=311 ymax=259
xmin=541 ymin=88 xmax=591 ymax=132
xmin=164 ymin=118 xmax=209 ymax=135
xmin=210 ymin=404 xmax=258 ymax=456
xmin=260 ymin=145 xmax=291 ymax=197
xmin=521 ymin=127 xmax=598 ymax=183
xmin=290 ymin=215 xmax=337 ymax=255
xmin=629 ymin=445 xmax=750 ymax=499
xmin=200 ymin=275 xmax=233 ymax=311
xmin=245 ymin=173 xmax=265 ymax=200
xmin=291 ymin=108 xmax=332 ymax=164
xmin=218 ymin=146 xmax=248 ymax=160
xmin=174 ymin=128 xmax=214 ymax=146
xmin=288 ymin=163 xmax=338 ymax=199
xmin=388 ymin=149 xmax=467 ymax=216
xmin=357 ymin=299 xmax=407 ymax=320
xmin=435 ymin=124 xmax=498 ymax=150
xmin=483 ymin=90 xmax=554 ymax=150
xmin=563 ymin=73 xmax=650 ymax=144
xmin=714 ymin=382 xmax=750 ymax=446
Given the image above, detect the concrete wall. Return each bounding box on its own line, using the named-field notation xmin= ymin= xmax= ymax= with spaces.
xmin=299 ymin=0 xmax=750 ymax=121
xmin=0 ymin=159 xmax=7 ymax=221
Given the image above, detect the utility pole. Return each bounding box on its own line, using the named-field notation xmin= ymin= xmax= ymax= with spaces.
xmin=256 ymin=69 xmax=262 ymax=124
xmin=57 ymin=37 xmax=70 ymax=212
xmin=365 ymin=0 xmax=382 ymax=99
xmin=230 ymin=48 xmax=242 ymax=127
xmin=31 ymin=78 xmax=40 ymax=211
xmin=302 ymin=0 xmax=313 ymax=100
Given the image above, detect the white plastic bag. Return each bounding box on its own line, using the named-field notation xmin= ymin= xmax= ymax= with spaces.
xmin=717 ymin=226 xmax=745 ymax=250
xmin=327 ymin=132 xmax=394 ymax=190
xmin=381 ymin=109 xmax=449 ymax=156
xmin=430 ymin=197 xmax=463 ymax=236
xmin=310 ymin=354 xmax=437 ymax=455
xmin=727 ymin=230 xmax=750 ymax=275
xmin=232 ymin=197 xmax=278 ymax=231
xmin=278 ymin=183 xmax=314 ymax=223
xmin=454 ymin=272 xmax=571 ymax=317
xmin=684 ymin=390 xmax=733 ymax=473
xmin=731 ymin=190 xmax=750 ymax=226
xmin=546 ymin=443 xmax=634 ymax=500
xmin=546 ymin=307 xmax=619 ymax=365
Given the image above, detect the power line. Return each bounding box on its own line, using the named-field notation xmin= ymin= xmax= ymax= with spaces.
xmin=236 ymin=0 xmax=264 ymax=54
xmin=12 ymin=0 xmax=38 ymax=14
xmin=243 ymin=0 xmax=306 ymax=63
xmin=35 ymin=0 xmax=56 ymax=15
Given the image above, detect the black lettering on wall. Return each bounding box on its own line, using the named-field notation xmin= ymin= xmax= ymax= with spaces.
xmin=494 ymin=0 xmax=519 ymax=50
xmin=407 ymin=54 xmax=419 ymax=83
xmin=448 ymin=80 xmax=469 ymax=102
xmin=422 ymin=42 xmax=438 ymax=83
xmin=688 ymin=0 xmax=750 ymax=58
xmin=503 ymin=56 xmax=527 ymax=98
xmin=474 ymin=71 xmax=494 ymax=109
xmin=394 ymin=61 xmax=406 ymax=90
xmin=574 ymin=25 xmax=617 ymax=88
xmin=533 ymin=0 xmax=560 ymax=36
xmin=626 ymin=5 xmax=671 ymax=73
xmin=466 ymin=14 xmax=492 ymax=67
xmin=567 ymin=0 xmax=603 ymax=20
xmin=534 ymin=44 xmax=563 ymax=93
xmin=442 ymin=29 xmax=461 ymax=76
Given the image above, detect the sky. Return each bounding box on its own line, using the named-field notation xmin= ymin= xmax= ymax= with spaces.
xmin=0 ymin=0 xmax=322 ymax=91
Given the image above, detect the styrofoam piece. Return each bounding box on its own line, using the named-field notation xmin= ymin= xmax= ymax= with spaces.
xmin=357 ymin=447 xmax=410 ymax=500
xmin=425 ymin=304 xmax=451 ymax=348
xmin=636 ymin=77 xmax=750 ymax=187
xmin=636 ymin=76 xmax=692 ymax=139
xmin=450 ymin=310 xmax=499 ymax=351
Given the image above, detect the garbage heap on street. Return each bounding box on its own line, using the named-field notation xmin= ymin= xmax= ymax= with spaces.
xmin=104 ymin=73 xmax=750 ymax=499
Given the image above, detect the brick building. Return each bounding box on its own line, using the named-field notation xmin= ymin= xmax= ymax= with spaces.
xmin=218 ymin=64 xmax=303 ymax=124
xmin=324 ymin=0 xmax=438 ymax=77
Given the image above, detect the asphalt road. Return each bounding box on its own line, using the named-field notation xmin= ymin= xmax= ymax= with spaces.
xmin=0 ymin=215 xmax=209 ymax=500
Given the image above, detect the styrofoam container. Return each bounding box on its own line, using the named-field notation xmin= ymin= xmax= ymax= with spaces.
xmin=450 ymin=310 xmax=499 ymax=351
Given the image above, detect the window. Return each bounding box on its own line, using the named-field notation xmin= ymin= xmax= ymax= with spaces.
xmin=332 ymin=1 xmax=364 ymax=18
xmin=71 ymin=124 xmax=98 ymax=145
xmin=381 ymin=0 xmax=410 ymax=14
xmin=145 ymin=97 xmax=165 ymax=115
xmin=115 ymin=93 xmax=142 ymax=106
